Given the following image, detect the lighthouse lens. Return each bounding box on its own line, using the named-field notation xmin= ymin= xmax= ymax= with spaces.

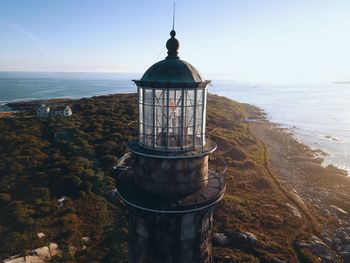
xmin=138 ymin=87 xmax=206 ymax=150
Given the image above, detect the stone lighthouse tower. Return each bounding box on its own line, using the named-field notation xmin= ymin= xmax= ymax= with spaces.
xmin=115 ymin=29 xmax=226 ymax=263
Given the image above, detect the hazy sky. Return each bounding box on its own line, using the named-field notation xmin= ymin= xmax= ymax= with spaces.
xmin=0 ymin=0 xmax=350 ymax=83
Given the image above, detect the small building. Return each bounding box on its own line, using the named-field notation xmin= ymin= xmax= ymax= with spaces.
xmin=50 ymin=106 xmax=72 ymax=117
xmin=36 ymin=104 xmax=50 ymax=118
xmin=35 ymin=105 xmax=72 ymax=118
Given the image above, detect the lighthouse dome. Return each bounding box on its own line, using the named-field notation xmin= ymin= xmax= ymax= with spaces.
xmin=141 ymin=58 xmax=204 ymax=83
xmin=139 ymin=30 xmax=205 ymax=84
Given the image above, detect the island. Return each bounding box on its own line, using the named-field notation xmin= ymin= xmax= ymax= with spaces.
xmin=0 ymin=93 xmax=348 ymax=262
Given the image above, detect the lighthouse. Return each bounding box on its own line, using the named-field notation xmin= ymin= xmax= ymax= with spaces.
xmin=115 ymin=28 xmax=226 ymax=263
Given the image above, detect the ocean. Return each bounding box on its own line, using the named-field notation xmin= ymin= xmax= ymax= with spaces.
xmin=211 ymin=81 xmax=350 ymax=174
xmin=0 ymin=72 xmax=349 ymax=174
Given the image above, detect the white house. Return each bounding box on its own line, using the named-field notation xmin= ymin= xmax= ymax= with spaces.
xmin=36 ymin=104 xmax=50 ymax=118
xmin=62 ymin=105 xmax=73 ymax=117
xmin=36 ymin=104 xmax=72 ymax=118
xmin=51 ymin=106 xmax=72 ymax=117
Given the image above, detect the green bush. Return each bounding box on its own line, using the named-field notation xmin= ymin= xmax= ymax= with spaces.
xmin=0 ymin=193 xmax=11 ymax=204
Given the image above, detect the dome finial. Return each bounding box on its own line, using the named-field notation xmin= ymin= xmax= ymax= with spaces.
xmin=172 ymin=2 xmax=176 ymax=31
xmin=166 ymin=2 xmax=179 ymax=59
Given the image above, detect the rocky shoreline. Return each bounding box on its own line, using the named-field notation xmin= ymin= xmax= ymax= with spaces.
xmin=247 ymin=105 xmax=350 ymax=262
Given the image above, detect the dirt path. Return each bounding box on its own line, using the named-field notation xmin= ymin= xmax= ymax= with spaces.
xmin=250 ymin=123 xmax=317 ymax=262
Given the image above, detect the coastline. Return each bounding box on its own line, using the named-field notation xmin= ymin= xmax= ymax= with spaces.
xmin=5 ymin=93 xmax=348 ymax=179
xmin=245 ymin=103 xmax=350 ymax=260
xmin=4 ymin=91 xmax=348 ymax=176
xmin=248 ymin=108 xmax=348 ymax=177
xmin=5 ymin=92 xmax=350 ymax=176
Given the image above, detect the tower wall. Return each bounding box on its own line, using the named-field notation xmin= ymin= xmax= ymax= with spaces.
xmin=128 ymin=206 xmax=214 ymax=263
xmin=134 ymin=154 xmax=209 ymax=195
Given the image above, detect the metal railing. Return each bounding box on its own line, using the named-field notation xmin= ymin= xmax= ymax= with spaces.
xmin=116 ymin=156 xmax=227 ymax=212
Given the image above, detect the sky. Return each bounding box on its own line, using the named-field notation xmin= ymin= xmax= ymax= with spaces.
xmin=0 ymin=0 xmax=350 ymax=84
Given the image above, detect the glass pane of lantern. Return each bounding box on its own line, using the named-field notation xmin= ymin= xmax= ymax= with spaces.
xmin=155 ymin=89 xmax=166 ymax=106
xmin=184 ymin=106 xmax=194 ymax=127
xmin=144 ymin=105 xmax=153 ymax=126
xmin=144 ymin=125 xmax=153 ymax=135
xmin=202 ymin=89 xmax=207 ymax=145
xmin=139 ymin=103 xmax=143 ymax=124
xmin=169 ymin=111 xmax=181 ymax=148
xmin=195 ymin=135 xmax=202 ymax=147
xmin=144 ymin=89 xmax=153 ymax=105
xmin=195 ymin=120 xmax=202 ymax=135
xmin=184 ymin=135 xmax=193 ymax=148
xmin=156 ymin=126 xmax=167 ymax=148
xmin=196 ymin=104 xmax=202 ymax=125
xmin=176 ymin=89 xmax=182 ymax=101
xmin=155 ymin=106 xmax=167 ymax=127
xmin=139 ymin=87 xmax=143 ymax=103
xmin=169 ymin=128 xmax=181 ymax=148
xmin=185 ymin=90 xmax=195 ymax=107
xmin=169 ymin=110 xmax=180 ymax=128
xmin=169 ymin=89 xmax=175 ymax=103
xmin=187 ymin=126 xmax=194 ymax=135
xmin=197 ymin=89 xmax=203 ymax=106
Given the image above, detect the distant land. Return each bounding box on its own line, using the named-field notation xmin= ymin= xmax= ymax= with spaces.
xmin=333 ymin=81 xmax=350 ymax=84
xmin=0 ymin=93 xmax=349 ymax=262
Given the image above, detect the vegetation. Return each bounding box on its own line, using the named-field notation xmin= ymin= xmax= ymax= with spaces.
xmin=0 ymin=93 xmax=322 ymax=262
xmin=0 ymin=94 xmax=135 ymax=262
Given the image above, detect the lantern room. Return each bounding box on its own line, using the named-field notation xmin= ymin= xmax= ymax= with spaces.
xmin=133 ymin=30 xmax=210 ymax=151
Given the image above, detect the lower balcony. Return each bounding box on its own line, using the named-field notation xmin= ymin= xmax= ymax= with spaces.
xmin=114 ymin=157 xmax=227 ymax=213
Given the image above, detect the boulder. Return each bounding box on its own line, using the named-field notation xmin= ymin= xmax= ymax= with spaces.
xmin=322 ymin=209 xmax=331 ymax=216
xmin=223 ymin=256 xmax=233 ymax=263
xmin=332 ymin=238 xmax=342 ymax=249
xmin=226 ymin=230 xmax=258 ymax=247
xmin=296 ymin=239 xmax=332 ymax=259
xmin=244 ymin=231 xmax=258 ymax=246
xmin=322 ymin=237 xmax=332 ymax=247
xmin=212 ymin=233 xmax=229 ymax=246
xmin=309 ymin=240 xmax=332 ymax=258
xmin=227 ymin=231 xmax=248 ymax=243
xmin=335 ymin=230 xmax=347 ymax=240
xmin=37 ymin=232 xmax=45 ymax=239
xmin=330 ymin=205 xmax=348 ymax=216
xmin=342 ymin=227 xmax=350 ymax=235
xmin=82 ymin=236 xmax=90 ymax=242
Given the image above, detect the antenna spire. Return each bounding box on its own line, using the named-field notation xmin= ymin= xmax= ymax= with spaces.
xmin=166 ymin=2 xmax=179 ymax=59
xmin=172 ymin=2 xmax=176 ymax=31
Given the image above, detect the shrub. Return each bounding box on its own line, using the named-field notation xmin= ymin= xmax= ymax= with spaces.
xmin=0 ymin=193 xmax=11 ymax=204
xmin=81 ymin=182 xmax=92 ymax=192
xmin=31 ymin=187 xmax=50 ymax=200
